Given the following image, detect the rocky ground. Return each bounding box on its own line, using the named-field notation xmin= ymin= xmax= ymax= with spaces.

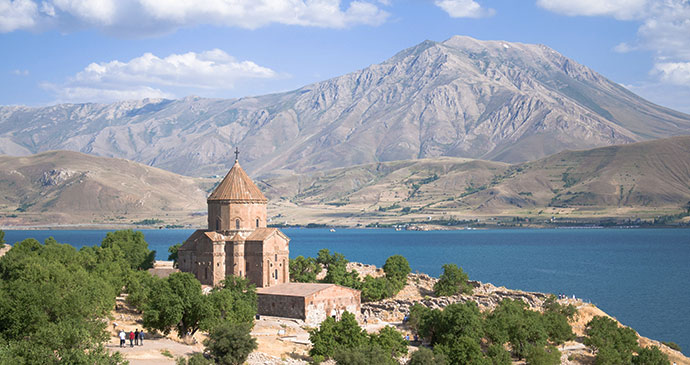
xmin=107 ymin=264 xmax=689 ymax=365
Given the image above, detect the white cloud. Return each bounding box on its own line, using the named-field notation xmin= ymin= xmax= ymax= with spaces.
xmin=0 ymin=0 xmax=38 ymax=32
xmin=0 ymin=0 xmax=389 ymax=35
xmin=434 ymin=0 xmax=494 ymax=18
xmin=653 ymin=62 xmax=690 ymax=85
xmin=535 ymin=0 xmax=648 ymax=20
xmin=44 ymin=49 xmax=279 ymax=103
xmin=12 ymin=69 xmax=29 ymax=75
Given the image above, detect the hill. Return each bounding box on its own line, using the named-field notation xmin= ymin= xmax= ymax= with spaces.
xmin=0 ymin=151 xmax=212 ymax=227
xmin=1 ymin=136 xmax=689 ymax=227
xmin=1 ymin=36 xmax=690 ymax=177
xmin=259 ymin=136 xmax=690 ymax=226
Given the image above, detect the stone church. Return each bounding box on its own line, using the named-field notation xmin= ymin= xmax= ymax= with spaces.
xmin=178 ymin=152 xmax=361 ymax=325
xmin=178 ymin=155 xmax=290 ymax=287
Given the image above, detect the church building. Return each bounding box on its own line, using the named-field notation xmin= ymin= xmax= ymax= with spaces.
xmin=178 ymin=152 xmax=289 ymax=288
xmin=178 ymin=151 xmax=361 ymax=325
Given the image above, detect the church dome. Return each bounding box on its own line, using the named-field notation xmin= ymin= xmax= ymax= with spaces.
xmin=207 ymin=160 xmax=267 ymax=203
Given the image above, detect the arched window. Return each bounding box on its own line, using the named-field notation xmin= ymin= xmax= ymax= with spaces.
xmin=235 ymin=219 xmax=240 ymax=229
xmin=256 ymin=218 xmax=259 ymax=228
xmin=275 ymin=269 xmax=278 ymax=280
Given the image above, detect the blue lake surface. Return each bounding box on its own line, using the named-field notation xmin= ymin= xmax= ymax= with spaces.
xmin=3 ymin=228 xmax=689 ymax=353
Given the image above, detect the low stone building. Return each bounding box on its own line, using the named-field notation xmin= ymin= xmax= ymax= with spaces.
xmin=257 ymin=283 xmax=361 ymax=326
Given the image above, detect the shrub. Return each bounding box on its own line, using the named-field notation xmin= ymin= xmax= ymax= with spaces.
xmin=204 ymin=322 xmax=257 ymax=365
xmin=433 ymin=264 xmax=471 ymax=297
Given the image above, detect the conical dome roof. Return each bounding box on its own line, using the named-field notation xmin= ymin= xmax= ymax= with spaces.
xmin=208 ymin=160 xmax=267 ymax=203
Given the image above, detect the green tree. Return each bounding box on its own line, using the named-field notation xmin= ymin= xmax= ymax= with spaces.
xmin=168 ymin=243 xmax=182 ymax=268
xmin=525 ymin=345 xmax=561 ymax=365
xmin=333 ymin=343 xmax=397 ymax=365
xmin=289 ymin=255 xmax=322 ymax=283
xmin=485 ymin=299 xmax=548 ymax=360
xmin=0 ymin=238 xmax=124 ymax=364
xmin=382 ymin=254 xmax=411 ymax=287
xmin=433 ymin=263 xmax=471 ymax=297
xmin=143 ymin=272 xmax=213 ymax=337
xmin=309 ymin=312 xmax=368 ymax=359
xmin=584 ymin=316 xmax=639 ymax=365
xmin=101 ymin=229 xmax=156 ymax=270
xmin=486 ymin=343 xmax=511 ymax=365
xmin=434 ymin=302 xmax=484 ymax=345
xmin=542 ymin=311 xmax=574 ymax=346
xmin=204 ymin=322 xmax=257 ymax=365
xmin=370 ymin=326 xmax=408 ymax=357
xmin=435 ymin=335 xmax=488 ymax=365
xmin=204 ymin=276 xmax=257 ymax=329
xmin=361 ymin=275 xmax=397 ymax=302
xmin=0 ymin=229 xmax=5 ymax=248
xmin=633 ymin=346 xmax=670 ymax=365
xmin=408 ymin=347 xmax=447 ymax=365
xmin=125 ymin=270 xmax=162 ymax=310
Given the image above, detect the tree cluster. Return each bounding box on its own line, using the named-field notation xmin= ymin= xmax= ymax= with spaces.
xmin=309 ymin=312 xmax=407 ymax=364
xmin=138 ymin=273 xmax=257 ymax=338
xmin=407 ymin=296 xmax=578 ymax=365
xmin=0 ymin=230 xmax=156 ymax=363
xmin=584 ymin=316 xmax=669 ymax=365
xmin=289 ymin=249 xmax=411 ymax=302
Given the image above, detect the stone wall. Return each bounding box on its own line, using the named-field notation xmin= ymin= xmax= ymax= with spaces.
xmin=362 ymin=279 xmax=549 ymax=322
xmin=258 ymin=294 xmax=305 ymax=320
xmin=305 ymin=286 xmax=361 ymax=326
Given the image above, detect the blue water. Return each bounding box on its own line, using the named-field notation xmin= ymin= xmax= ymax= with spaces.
xmin=3 ymin=228 xmax=689 ymax=354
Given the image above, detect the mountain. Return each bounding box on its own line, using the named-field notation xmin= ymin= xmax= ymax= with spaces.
xmin=259 ymin=136 xmax=690 ymax=224
xmin=0 ymin=151 xmax=212 ymax=226
xmin=2 ymin=36 xmax=690 ymax=177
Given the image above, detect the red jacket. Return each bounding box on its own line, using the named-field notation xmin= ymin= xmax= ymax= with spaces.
xmin=129 ymin=332 xmax=135 ymax=340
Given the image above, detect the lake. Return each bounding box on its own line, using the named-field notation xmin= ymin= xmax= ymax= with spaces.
xmin=3 ymin=227 xmax=689 ymax=354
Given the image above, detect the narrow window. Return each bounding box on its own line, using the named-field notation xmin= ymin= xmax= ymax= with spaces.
xmin=235 ymin=219 xmax=240 ymax=229
xmin=275 ymin=269 xmax=278 ymax=280
xmin=256 ymin=218 xmax=259 ymax=228
xmin=239 ymin=270 xmax=242 ymax=277
xmin=275 ymin=254 xmax=278 ymax=261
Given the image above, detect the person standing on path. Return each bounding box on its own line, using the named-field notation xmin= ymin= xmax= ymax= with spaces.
xmin=138 ymin=330 xmax=144 ymax=346
xmin=134 ymin=329 xmax=139 ymax=346
xmin=118 ymin=330 xmax=125 ymax=348
xmin=129 ymin=331 xmax=134 ymax=347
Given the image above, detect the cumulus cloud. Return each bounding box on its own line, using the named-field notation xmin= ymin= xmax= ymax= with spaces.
xmin=434 ymin=0 xmax=494 ymax=18
xmin=653 ymin=62 xmax=690 ymax=85
xmin=535 ymin=0 xmax=648 ymax=20
xmin=44 ymin=49 xmax=279 ymax=103
xmin=0 ymin=0 xmax=389 ymax=35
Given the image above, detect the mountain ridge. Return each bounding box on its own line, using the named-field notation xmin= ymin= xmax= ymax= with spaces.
xmin=1 ymin=35 xmax=690 ymax=177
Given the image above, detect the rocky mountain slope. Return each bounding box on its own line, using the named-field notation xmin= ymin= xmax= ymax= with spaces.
xmin=2 ymin=36 xmax=690 ymax=177
xmin=0 ymin=151 xmax=212 ymax=226
xmin=260 ymin=136 xmax=690 ymax=223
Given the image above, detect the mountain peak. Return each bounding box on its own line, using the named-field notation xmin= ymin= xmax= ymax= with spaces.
xmin=1 ymin=37 xmax=690 ymax=177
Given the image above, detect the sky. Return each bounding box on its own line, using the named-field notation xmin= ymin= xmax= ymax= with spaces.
xmin=1 ymin=0 xmax=689 ymax=113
